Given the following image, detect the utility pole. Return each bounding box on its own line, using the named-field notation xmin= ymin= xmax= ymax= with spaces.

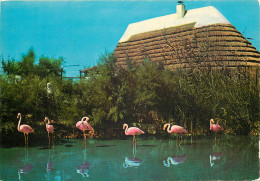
xmin=61 ymin=67 xmax=63 ymax=81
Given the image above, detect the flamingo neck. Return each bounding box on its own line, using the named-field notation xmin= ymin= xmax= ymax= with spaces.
xmin=81 ymin=117 xmax=88 ymax=123
xmin=166 ymin=123 xmax=171 ymax=133
xmin=167 ymin=157 xmax=171 ymax=164
xmin=46 ymin=118 xmax=50 ymax=125
xmin=124 ymin=124 xmax=128 ymax=134
xmin=17 ymin=115 xmax=21 ymax=131
xmin=210 ymin=121 xmax=213 ymax=130
xmin=163 ymin=158 xmax=170 ymax=167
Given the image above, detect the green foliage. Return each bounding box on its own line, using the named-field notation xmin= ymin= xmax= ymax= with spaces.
xmin=0 ymin=48 xmax=65 ymax=135
xmin=1 ymin=48 xmax=259 ymax=145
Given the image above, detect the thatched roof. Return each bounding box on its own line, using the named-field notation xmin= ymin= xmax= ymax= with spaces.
xmin=115 ymin=23 xmax=260 ymax=69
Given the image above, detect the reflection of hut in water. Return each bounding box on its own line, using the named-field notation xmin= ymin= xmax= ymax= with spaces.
xmin=114 ymin=4 xmax=260 ymax=70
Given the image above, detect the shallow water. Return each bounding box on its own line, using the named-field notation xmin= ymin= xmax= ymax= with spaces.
xmin=0 ymin=136 xmax=259 ymax=180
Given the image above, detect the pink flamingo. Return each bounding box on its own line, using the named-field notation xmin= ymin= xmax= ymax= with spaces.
xmin=17 ymin=113 xmax=34 ymax=146
xmin=44 ymin=117 xmax=54 ymax=147
xmin=210 ymin=119 xmax=223 ymax=139
xmin=76 ymin=117 xmax=94 ymax=145
xmin=163 ymin=123 xmax=188 ymax=145
xmin=123 ymin=124 xmax=144 ymax=146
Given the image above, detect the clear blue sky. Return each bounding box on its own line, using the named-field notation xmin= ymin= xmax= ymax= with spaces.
xmin=1 ymin=0 xmax=259 ymax=77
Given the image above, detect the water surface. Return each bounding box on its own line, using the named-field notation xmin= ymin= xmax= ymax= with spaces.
xmin=0 ymin=136 xmax=258 ymax=180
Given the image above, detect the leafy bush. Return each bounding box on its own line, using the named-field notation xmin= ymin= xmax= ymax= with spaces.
xmin=1 ymin=48 xmax=259 ymax=146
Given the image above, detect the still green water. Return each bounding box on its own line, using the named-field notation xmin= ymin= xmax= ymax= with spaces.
xmin=0 ymin=136 xmax=259 ymax=180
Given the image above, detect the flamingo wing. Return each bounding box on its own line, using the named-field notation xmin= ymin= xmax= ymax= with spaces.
xmin=85 ymin=123 xmax=94 ymax=131
xmin=172 ymin=155 xmax=187 ymax=164
xmin=76 ymin=121 xmax=87 ymax=131
xmin=19 ymin=164 xmax=34 ymax=173
xmin=46 ymin=125 xmax=54 ymax=132
xmin=19 ymin=124 xmax=34 ymax=133
xmin=212 ymin=124 xmax=223 ymax=132
xmin=171 ymin=125 xmax=187 ymax=134
xmin=126 ymin=127 xmax=144 ymax=135
xmin=76 ymin=121 xmax=82 ymax=128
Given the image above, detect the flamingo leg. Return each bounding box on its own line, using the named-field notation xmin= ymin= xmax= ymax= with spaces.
xmin=179 ymin=135 xmax=183 ymax=145
xmin=176 ymin=134 xmax=179 ymax=145
xmin=24 ymin=133 xmax=26 ymax=146
xmin=83 ymin=131 xmax=86 ymax=147
xmin=85 ymin=133 xmax=87 ymax=145
xmin=132 ymin=135 xmax=135 ymax=146
xmin=133 ymin=144 xmax=136 ymax=157
xmin=52 ymin=133 xmax=54 ymax=147
xmin=48 ymin=132 xmax=50 ymax=147
xmin=26 ymin=133 xmax=29 ymax=147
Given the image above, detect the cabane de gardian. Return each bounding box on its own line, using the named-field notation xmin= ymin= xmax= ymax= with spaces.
xmin=114 ymin=2 xmax=260 ymax=70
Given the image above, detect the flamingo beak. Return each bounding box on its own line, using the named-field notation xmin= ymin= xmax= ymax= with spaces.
xmin=123 ymin=124 xmax=126 ymax=129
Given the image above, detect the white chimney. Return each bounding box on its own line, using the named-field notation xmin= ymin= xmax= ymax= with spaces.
xmin=176 ymin=3 xmax=186 ymax=18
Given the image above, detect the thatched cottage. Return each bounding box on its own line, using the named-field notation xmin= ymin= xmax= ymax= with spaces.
xmin=114 ymin=3 xmax=260 ymax=70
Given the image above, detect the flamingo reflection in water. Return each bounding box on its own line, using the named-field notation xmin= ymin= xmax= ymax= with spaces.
xmin=163 ymin=155 xmax=187 ymax=167
xmin=77 ymin=162 xmax=92 ymax=177
xmin=46 ymin=161 xmax=53 ymax=172
xmin=76 ymin=148 xmax=92 ymax=177
xmin=18 ymin=164 xmax=34 ymax=180
xmin=44 ymin=148 xmax=54 ymax=181
xmin=210 ymin=152 xmax=223 ymax=167
xmin=123 ymin=145 xmax=143 ymax=168
xmin=18 ymin=148 xmax=34 ymax=180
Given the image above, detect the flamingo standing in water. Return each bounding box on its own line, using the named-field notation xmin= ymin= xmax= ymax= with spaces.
xmin=44 ymin=117 xmax=54 ymax=147
xmin=210 ymin=119 xmax=223 ymax=140
xmin=163 ymin=123 xmax=188 ymax=145
xmin=123 ymin=124 xmax=144 ymax=146
xmin=76 ymin=117 xmax=94 ymax=146
xmin=17 ymin=113 xmax=34 ymax=146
